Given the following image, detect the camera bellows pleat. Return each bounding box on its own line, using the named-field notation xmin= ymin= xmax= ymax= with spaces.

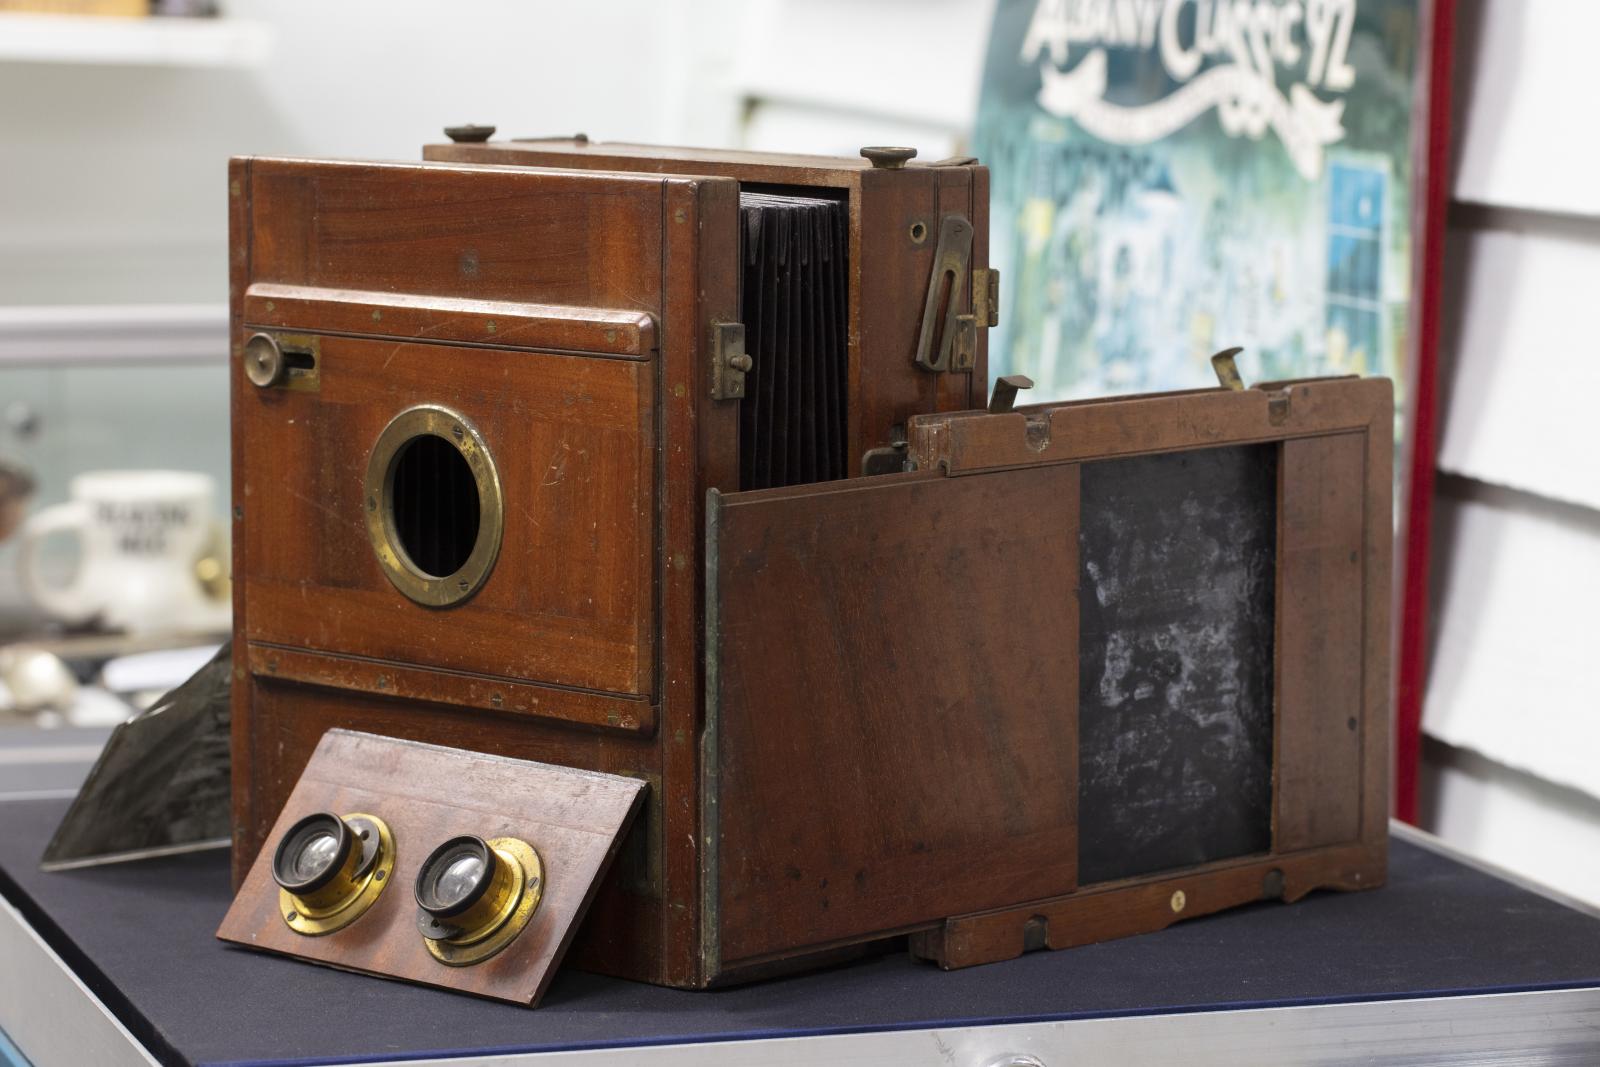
xmin=737 ymin=191 xmax=848 ymax=490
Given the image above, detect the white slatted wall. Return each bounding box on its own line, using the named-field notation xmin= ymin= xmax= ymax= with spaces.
xmin=1420 ymin=0 xmax=1600 ymax=905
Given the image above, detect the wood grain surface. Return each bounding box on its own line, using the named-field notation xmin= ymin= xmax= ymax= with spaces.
xmin=903 ymin=377 xmax=1393 ymax=972
xmin=1276 ymin=432 xmax=1368 ymax=851
xmin=710 ymin=467 xmax=1081 ymax=967
xmin=217 ymin=729 xmax=647 ymax=1006
xmin=239 ymin=332 xmax=655 ymax=694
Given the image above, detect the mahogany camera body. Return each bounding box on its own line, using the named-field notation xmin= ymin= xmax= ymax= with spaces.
xmin=229 ymin=139 xmax=1391 ymax=990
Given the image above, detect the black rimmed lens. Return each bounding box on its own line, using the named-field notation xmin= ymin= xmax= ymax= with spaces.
xmin=272 ymin=812 xmax=353 ymax=895
xmin=415 ymin=835 xmax=496 ymax=920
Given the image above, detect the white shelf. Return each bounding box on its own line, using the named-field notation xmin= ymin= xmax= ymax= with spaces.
xmin=0 ymin=304 xmax=228 ymax=365
xmin=0 ymin=13 xmax=273 ymax=67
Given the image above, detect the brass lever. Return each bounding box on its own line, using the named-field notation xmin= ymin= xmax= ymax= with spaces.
xmin=1210 ymin=347 xmax=1247 ymax=391
xmin=914 ymin=216 xmax=975 ymax=373
xmin=988 ymin=374 xmax=1034 ymax=413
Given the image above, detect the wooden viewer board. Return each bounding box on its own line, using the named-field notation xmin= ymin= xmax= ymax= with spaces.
xmin=218 ymin=730 xmax=647 ymax=1006
xmin=228 ymin=140 xmax=1391 ymax=992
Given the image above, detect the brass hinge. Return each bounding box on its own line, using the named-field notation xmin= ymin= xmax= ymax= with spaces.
xmin=709 ymin=321 xmax=751 ymax=401
xmin=949 ymin=270 xmax=1000 ymax=372
xmin=973 ymin=268 xmax=999 ymax=329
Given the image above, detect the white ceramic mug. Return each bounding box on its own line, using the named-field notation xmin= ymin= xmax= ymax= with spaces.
xmin=16 ymin=470 xmax=229 ymax=634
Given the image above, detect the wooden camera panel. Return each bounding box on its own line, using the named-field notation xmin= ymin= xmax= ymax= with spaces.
xmin=230 ymin=141 xmax=1390 ymax=991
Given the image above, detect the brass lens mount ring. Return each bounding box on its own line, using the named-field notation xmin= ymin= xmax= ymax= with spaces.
xmin=420 ymin=837 xmax=543 ymax=967
xmin=278 ymin=812 xmax=395 ymax=936
xmin=363 ymin=404 xmax=504 ymax=609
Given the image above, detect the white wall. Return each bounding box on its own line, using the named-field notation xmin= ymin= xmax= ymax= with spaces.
xmin=0 ymin=0 xmax=745 ymax=610
xmin=0 ymin=0 xmax=746 ymax=306
xmin=1421 ymin=0 xmax=1600 ymax=905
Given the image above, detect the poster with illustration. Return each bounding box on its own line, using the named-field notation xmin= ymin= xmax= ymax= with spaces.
xmin=977 ymin=0 xmax=1431 ymax=437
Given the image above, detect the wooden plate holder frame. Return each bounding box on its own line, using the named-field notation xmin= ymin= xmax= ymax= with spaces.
xmin=704 ymin=375 xmax=1392 ymax=974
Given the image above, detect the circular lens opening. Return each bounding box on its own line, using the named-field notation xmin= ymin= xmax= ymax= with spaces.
xmin=435 ymin=854 xmax=485 ymax=909
xmin=272 ymin=813 xmax=351 ymax=895
xmin=416 ymin=836 xmax=495 ymax=918
xmin=294 ymin=831 xmax=341 ymax=881
xmin=388 ymin=433 xmax=480 ymax=578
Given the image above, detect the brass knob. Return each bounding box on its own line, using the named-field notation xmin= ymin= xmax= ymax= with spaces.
xmin=860 ymin=146 xmax=917 ymax=170
xmin=243 ymin=332 xmax=285 ymax=388
xmin=444 ymin=124 xmax=496 ymax=143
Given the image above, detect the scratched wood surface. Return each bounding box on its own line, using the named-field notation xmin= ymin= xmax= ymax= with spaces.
xmin=1275 ymin=433 xmax=1369 ymax=851
xmin=710 ymin=467 xmax=1080 ymax=968
xmin=907 ymin=377 xmax=1394 ymax=473
xmin=217 ymin=729 xmax=647 ymax=1006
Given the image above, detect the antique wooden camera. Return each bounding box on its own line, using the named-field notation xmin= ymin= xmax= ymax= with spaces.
xmin=229 ymin=136 xmax=1390 ymax=990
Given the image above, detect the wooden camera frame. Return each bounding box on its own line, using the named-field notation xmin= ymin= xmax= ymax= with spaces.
xmin=229 ymin=139 xmax=1390 ymax=990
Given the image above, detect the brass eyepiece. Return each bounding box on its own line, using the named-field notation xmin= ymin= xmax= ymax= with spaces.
xmin=272 ymin=811 xmax=393 ymax=935
xmin=415 ymin=834 xmax=543 ymax=966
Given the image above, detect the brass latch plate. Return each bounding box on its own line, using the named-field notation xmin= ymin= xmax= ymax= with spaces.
xmin=914 ymin=216 xmax=975 ymax=373
xmin=915 ymin=222 xmax=999 ymax=374
xmin=973 ymin=268 xmax=999 ymax=329
xmin=709 ymin=321 xmax=750 ymax=401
